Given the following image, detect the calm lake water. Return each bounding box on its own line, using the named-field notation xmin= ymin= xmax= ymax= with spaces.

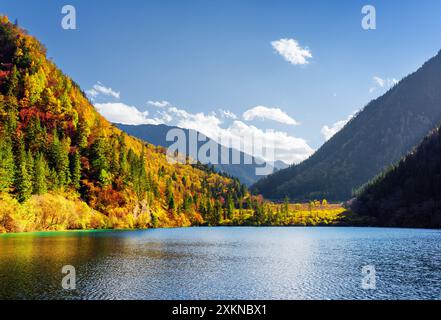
xmin=0 ymin=227 xmax=440 ymax=300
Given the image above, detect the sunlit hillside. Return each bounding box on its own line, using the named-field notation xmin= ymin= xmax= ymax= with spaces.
xmin=0 ymin=16 xmax=249 ymax=232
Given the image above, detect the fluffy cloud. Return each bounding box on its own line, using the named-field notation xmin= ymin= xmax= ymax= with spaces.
xmin=164 ymin=106 xmax=313 ymax=164
xmin=87 ymin=82 xmax=120 ymax=100
xmin=321 ymin=112 xmax=357 ymax=141
xmin=155 ymin=110 xmax=173 ymax=123
xmin=93 ymin=93 xmax=313 ymax=163
xmin=370 ymin=76 xmax=398 ymax=93
xmin=271 ymin=38 xmax=312 ymax=65
xmin=167 ymin=107 xmax=224 ymax=140
xmin=95 ymin=102 xmax=160 ymax=125
xmin=147 ymin=100 xmax=171 ymax=108
xmin=226 ymin=121 xmax=314 ymax=164
xmin=243 ymin=105 xmax=299 ymax=125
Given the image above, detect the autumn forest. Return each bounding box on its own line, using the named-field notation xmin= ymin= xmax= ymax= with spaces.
xmin=0 ymin=16 xmax=344 ymax=233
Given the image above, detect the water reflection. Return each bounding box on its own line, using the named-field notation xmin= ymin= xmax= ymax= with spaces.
xmin=0 ymin=227 xmax=440 ymax=300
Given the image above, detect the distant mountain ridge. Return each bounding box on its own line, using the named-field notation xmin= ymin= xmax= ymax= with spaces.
xmin=252 ymin=50 xmax=441 ymax=201
xmin=116 ymin=123 xmax=288 ymax=186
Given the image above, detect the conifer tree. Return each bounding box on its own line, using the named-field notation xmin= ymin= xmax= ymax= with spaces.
xmin=3 ymin=97 xmax=18 ymax=134
xmin=7 ymin=65 xmax=19 ymax=97
xmin=118 ymin=135 xmax=129 ymax=179
xmin=183 ymin=193 xmax=192 ymax=213
xmin=76 ymin=121 xmax=90 ymax=150
xmin=206 ymin=197 xmax=213 ymax=218
xmin=15 ymin=140 xmax=32 ymax=202
xmin=208 ymin=200 xmax=222 ymax=225
xmin=0 ymin=137 xmax=15 ymax=192
xmin=33 ymin=153 xmax=48 ymax=195
xmin=49 ymin=131 xmax=71 ymax=187
xmin=168 ymin=191 xmax=175 ymax=210
xmin=90 ymin=137 xmax=110 ymax=186
xmin=26 ymin=149 xmax=34 ymax=176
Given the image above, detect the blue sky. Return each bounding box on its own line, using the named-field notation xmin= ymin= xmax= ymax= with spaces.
xmin=2 ymin=0 xmax=441 ymax=163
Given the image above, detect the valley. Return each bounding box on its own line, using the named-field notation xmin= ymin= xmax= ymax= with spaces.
xmin=1 ymin=14 xmax=441 ymax=233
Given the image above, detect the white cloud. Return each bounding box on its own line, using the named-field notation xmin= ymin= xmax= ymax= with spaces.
xmin=321 ymin=112 xmax=357 ymax=141
xmin=373 ymin=76 xmax=385 ymax=87
xmin=93 ymin=94 xmax=313 ymax=163
xmin=147 ymin=100 xmax=171 ymax=108
xmin=164 ymin=106 xmax=312 ymax=164
xmin=271 ymin=38 xmax=312 ymax=65
xmin=95 ymin=102 xmax=160 ymax=125
xmin=87 ymin=82 xmax=120 ymax=100
xmin=226 ymin=121 xmax=314 ymax=164
xmin=155 ymin=110 xmax=173 ymax=123
xmin=370 ymin=76 xmax=398 ymax=93
xmin=243 ymin=105 xmax=299 ymax=125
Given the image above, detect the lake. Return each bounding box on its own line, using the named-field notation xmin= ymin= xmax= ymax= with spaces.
xmin=0 ymin=227 xmax=440 ymax=300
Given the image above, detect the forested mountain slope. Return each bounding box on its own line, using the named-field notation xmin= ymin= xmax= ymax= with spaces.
xmin=350 ymin=125 xmax=441 ymax=228
xmin=0 ymin=16 xmax=248 ymax=233
xmin=116 ymin=123 xmax=288 ymax=186
xmin=252 ymin=50 xmax=441 ymax=201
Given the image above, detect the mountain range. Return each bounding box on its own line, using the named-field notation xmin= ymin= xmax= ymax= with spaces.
xmin=115 ymin=123 xmax=288 ymax=186
xmin=252 ymin=50 xmax=441 ymax=202
xmin=1 ymin=14 xmax=440 ymax=231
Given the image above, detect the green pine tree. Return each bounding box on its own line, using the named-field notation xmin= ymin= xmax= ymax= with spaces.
xmin=33 ymin=153 xmax=48 ymax=195
xmin=183 ymin=193 xmax=192 ymax=213
xmin=3 ymin=97 xmax=19 ymax=134
xmin=76 ymin=121 xmax=90 ymax=150
xmin=91 ymin=137 xmax=110 ymax=186
xmin=7 ymin=65 xmax=19 ymax=97
xmin=168 ymin=191 xmax=175 ymax=210
xmin=0 ymin=137 xmax=16 ymax=192
xmin=212 ymin=200 xmax=223 ymax=225
xmin=49 ymin=130 xmax=71 ymax=187
xmin=15 ymin=141 xmax=32 ymax=202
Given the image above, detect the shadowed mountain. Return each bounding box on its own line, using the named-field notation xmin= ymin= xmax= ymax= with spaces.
xmin=116 ymin=124 xmax=288 ymax=186
xmin=252 ymin=50 xmax=441 ymax=201
xmin=350 ymin=124 xmax=441 ymax=228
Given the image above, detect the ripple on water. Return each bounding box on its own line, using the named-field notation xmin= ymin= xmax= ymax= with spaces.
xmin=0 ymin=227 xmax=441 ymax=300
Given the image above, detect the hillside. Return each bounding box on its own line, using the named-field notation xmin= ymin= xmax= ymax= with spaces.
xmin=252 ymin=50 xmax=441 ymax=201
xmin=116 ymin=123 xmax=288 ymax=186
xmin=350 ymin=125 xmax=441 ymax=228
xmin=0 ymin=16 xmax=250 ymax=233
